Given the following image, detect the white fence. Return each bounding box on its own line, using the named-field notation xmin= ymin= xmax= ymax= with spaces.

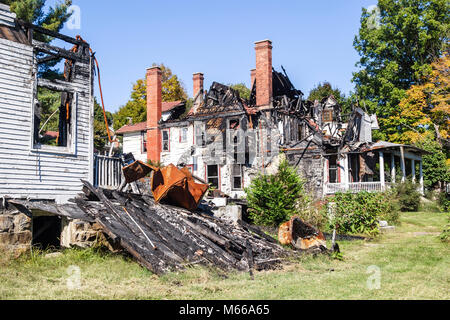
xmin=325 ymin=182 xmax=389 ymax=194
xmin=93 ymin=155 xmax=123 ymax=189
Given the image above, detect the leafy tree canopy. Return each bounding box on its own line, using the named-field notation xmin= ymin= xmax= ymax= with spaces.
xmin=387 ymin=54 xmax=449 ymax=147
xmin=113 ymin=64 xmax=187 ymax=130
xmin=5 ymin=0 xmax=73 ymax=43
xmin=229 ymin=83 xmax=251 ymax=101
xmin=352 ymin=0 xmax=449 ymax=140
xmin=307 ymin=82 xmax=353 ymax=113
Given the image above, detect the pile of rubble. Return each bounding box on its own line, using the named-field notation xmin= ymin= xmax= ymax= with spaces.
xmin=73 ymin=180 xmax=292 ymax=275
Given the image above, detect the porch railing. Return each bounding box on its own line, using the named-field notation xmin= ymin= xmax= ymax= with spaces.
xmin=93 ymin=154 xmax=123 ymax=189
xmin=325 ymin=182 xmax=390 ymax=194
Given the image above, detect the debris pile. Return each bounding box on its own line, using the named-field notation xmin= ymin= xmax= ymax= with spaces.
xmin=74 ymin=180 xmax=290 ymax=274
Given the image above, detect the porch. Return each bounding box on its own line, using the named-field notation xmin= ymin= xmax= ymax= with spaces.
xmin=323 ymin=141 xmax=426 ymax=195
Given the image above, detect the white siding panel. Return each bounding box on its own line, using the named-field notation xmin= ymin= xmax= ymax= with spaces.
xmin=0 ymin=36 xmax=93 ymax=204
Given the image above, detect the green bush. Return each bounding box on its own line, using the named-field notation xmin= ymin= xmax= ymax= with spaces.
xmin=245 ymin=159 xmax=306 ymax=227
xmin=393 ymin=180 xmax=421 ymax=212
xmin=440 ymin=213 xmax=450 ymax=242
xmin=327 ymin=191 xmax=398 ymax=236
xmin=438 ymin=191 xmax=450 ymax=213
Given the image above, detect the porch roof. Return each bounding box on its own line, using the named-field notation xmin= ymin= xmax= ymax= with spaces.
xmin=362 ymin=141 xmax=430 ymax=155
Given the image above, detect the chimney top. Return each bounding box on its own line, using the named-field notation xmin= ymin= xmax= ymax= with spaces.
xmin=254 ymin=39 xmax=272 ymax=46
xmin=147 ymin=66 xmax=161 ymax=72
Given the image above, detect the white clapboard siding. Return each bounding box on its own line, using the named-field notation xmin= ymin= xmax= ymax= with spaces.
xmin=122 ymin=131 xmax=147 ymax=162
xmin=0 ymin=36 xmax=94 ymax=204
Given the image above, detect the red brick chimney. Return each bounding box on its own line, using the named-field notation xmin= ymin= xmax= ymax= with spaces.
xmin=193 ymin=72 xmax=204 ymax=98
xmin=254 ymin=40 xmax=272 ymax=108
xmin=250 ymin=69 xmax=256 ymax=89
xmin=146 ymin=66 xmax=162 ymax=163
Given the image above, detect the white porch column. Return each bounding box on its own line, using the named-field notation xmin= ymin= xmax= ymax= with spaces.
xmin=411 ymin=159 xmax=416 ymax=183
xmin=343 ymin=154 xmax=349 ymax=191
xmin=379 ymin=151 xmax=385 ymax=190
xmin=400 ymin=146 xmax=406 ymax=182
xmin=419 ymin=160 xmax=424 ymax=195
xmin=390 ymin=154 xmax=396 ymax=183
xmin=323 ymin=156 xmax=328 ymax=197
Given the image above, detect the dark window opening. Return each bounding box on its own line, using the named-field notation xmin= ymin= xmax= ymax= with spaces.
xmin=162 ymin=130 xmax=170 ymax=151
xmin=34 ymin=88 xmax=73 ymax=147
xmin=195 ymin=124 xmax=205 ymax=147
xmin=232 ymin=164 xmax=243 ymax=190
xmin=207 ymin=164 xmax=219 ymax=189
xmin=328 ymin=155 xmax=338 ymax=183
xmin=32 ymin=215 xmax=61 ymax=250
xmin=142 ymin=131 xmax=147 ymax=153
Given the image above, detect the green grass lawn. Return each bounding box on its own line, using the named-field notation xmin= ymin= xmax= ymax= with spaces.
xmin=0 ymin=209 xmax=448 ymax=300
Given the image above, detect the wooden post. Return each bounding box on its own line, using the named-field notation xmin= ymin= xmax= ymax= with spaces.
xmin=419 ymin=160 xmax=424 ymax=195
xmin=379 ymin=151 xmax=385 ymax=190
xmin=400 ymin=146 xmax=406 ymax=182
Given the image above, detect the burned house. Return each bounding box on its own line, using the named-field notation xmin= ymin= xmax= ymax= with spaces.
xmin=0 ymin=5 xmax=95 ymax=253
xmin=118 ymin=39 xmax=426 ymax=199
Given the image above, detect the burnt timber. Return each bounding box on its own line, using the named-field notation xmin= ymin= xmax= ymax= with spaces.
xmin=74 ymin=180 xmax=290 ymax=274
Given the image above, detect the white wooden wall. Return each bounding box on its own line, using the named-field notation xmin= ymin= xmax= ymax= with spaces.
xmin=0 ymin=37 xmax=94 ymax=204
xmin=122 ymin=131 xmax=147 ymax=162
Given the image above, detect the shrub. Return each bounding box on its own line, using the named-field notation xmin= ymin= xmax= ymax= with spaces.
xmin=327 ymin=191 xmax=398 ymax=236
xmin=393 ymin=180 xmax=421 ymax=212
xmin=440 ymin=213 xmax=450 ymax=242
xmin=245 ymin=159 xmax=306 ymax=227
xmin=438 ymin=191 xmax=450 ymax=213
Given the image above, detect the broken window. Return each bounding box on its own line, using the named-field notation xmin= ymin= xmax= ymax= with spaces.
xmin=162 ymin=130 xmax=170 ymax=151
xmin=33 ymin=87 xmax=74 ymax=148
xmin=141 ymin=131 xmax=147 ymax=153
xmin=328 ymin=155 xmax=338 ymax=183
xmin=195 ymin=123 xmax=206 ymax=147
xmin=232 ymin=164 xmax=243 ymax=190
xmin=207 ymin=164 xmax=219 ymax=189
xmin=180 ymin=127 xmax=188 ymax=143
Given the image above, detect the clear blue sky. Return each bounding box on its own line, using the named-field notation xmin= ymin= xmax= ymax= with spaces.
xmin=50 ymin=0 xmax=376 ymax=113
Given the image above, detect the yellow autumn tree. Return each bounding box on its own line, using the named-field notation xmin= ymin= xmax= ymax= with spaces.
xmin=113 ymin=64 xmax=187 ymax=130
xmin=388 ymin=53 xmax=449 ymax=145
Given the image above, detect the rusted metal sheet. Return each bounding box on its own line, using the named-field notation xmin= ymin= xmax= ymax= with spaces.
xmin=152 ymin=164 xmax=209 ymax=211
xmin=278 ymin=216 xmax=327 ymax=251
xmin=122 ymin=160 xmax=156 ymax=184
xmin=122 ymin=161 xmax=209 ymax=211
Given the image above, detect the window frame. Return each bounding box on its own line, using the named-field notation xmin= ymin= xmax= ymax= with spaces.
xmin=162 ymin=129 xmax=170 ymax=152
xmin=328 ymin=155 xmax=338 ymax=183
xmin=206 ymin=164 xmax=220 ymax=190
xmin=322 ymin=109 xmax=333 ymax=123
xmin=30 ymin=89 xmax=78 ymax=155
xmin=231 ymin=164 xmax=243 ymax=190
xmin=179 ymin=127 xmax=188 ymax=143
xmin=141 ymin=130 xmax=147 ymax=154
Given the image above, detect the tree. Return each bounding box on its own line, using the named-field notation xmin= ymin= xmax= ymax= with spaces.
xmin=352 ymin=0 xmax=449 ymax=140
xmin=307 ymin=82 xmax=351 ymax=113
xmin=113 ymin=64 xmax=188 ymax=130
xmin=5 ymin=0 xmax=72 ymax=38
xmin=387 ymin=54 xmax=449 ymax=147
xmin=93 ymin=99 xmax=113 ymax=151
xmin=416 ymin=136 xmax=449 ymax=189
xmin=229 ymin=83 xmax=251 ymax=101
